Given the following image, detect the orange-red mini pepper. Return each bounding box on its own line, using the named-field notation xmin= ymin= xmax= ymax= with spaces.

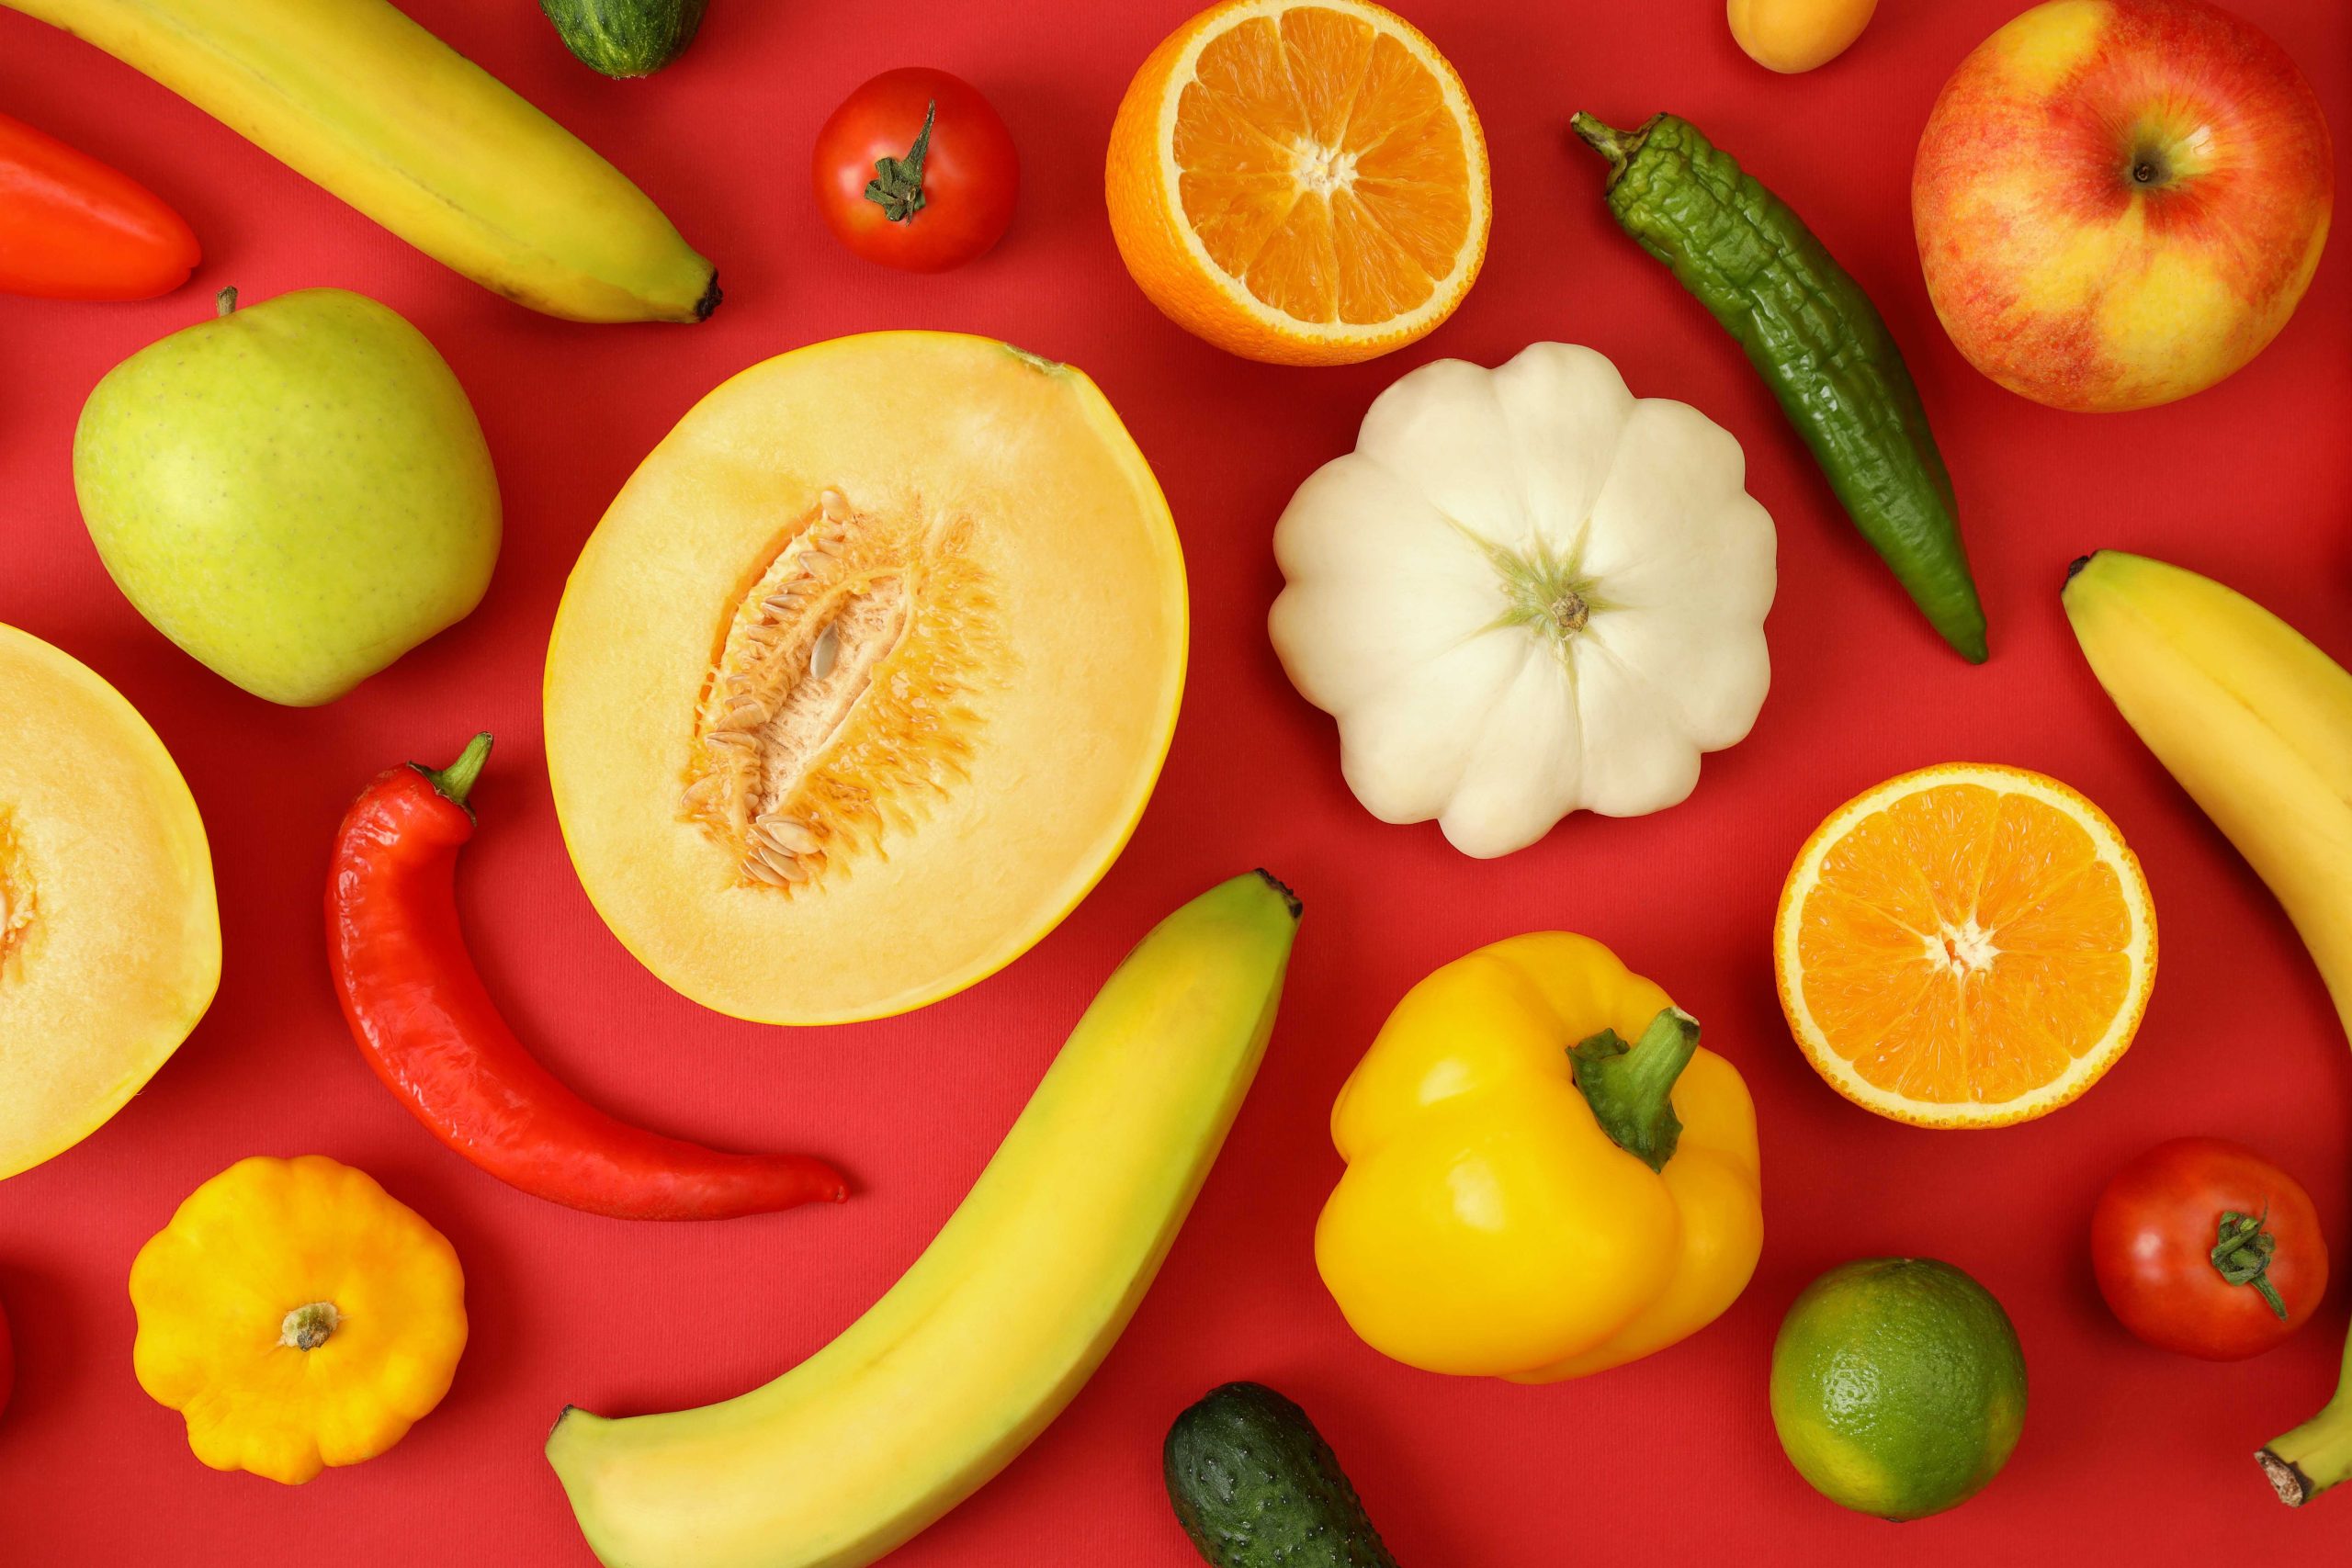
xmin=0 ymin=110 xmax=198 ymax=299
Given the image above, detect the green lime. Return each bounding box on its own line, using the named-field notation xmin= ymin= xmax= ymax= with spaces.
xmin=1769 ymin=1257 xmax=2027 ymax=1520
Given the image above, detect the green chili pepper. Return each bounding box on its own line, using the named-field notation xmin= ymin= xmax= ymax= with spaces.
xmin=1572 ymin=112 xmax=1987 ymax=663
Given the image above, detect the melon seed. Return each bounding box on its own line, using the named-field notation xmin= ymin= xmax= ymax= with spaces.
xmin=675 ymin=491 xmax=999 ymax=896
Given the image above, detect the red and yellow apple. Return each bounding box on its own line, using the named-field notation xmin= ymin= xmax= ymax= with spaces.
xmin=1914 ymin=0 xmax=2332 ymax=412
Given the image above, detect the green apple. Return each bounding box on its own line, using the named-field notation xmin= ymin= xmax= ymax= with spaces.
xmin=74 ymin=287 xmax=500 ymax=706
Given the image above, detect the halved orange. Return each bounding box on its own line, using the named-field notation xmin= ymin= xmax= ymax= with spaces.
xmin=1774 ymin=764 xmax=2156 ymax=1128
xmin=1104 ymin=0 xmax=1491 ymax=366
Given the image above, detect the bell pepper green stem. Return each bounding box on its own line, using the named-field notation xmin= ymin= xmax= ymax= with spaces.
xmin=1569 ymin=1007 xmax=1700 ymax=1172
xmin=2261 ymin=1328 xmax=2352 ymax=1506
xmin=2211 ymin=1209 xmax=2290 ymax=1319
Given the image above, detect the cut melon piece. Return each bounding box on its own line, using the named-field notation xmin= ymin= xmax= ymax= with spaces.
xmin=0 ymin=625 xmax=220 ymax=1179
xmin=545 ymin=333 xmax=1188 ymax=1024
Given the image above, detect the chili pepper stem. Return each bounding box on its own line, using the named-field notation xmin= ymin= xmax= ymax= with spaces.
xmin=1568 ymin=1006 xmax=1701 ymax=1172
xmin=1568 ymin=112 xmax=1657 ymax=189
xmin=2260 ymin=1328 xmax=2352 ymax=1505
xmin=413 ymin=731 xmax=493 ymax=811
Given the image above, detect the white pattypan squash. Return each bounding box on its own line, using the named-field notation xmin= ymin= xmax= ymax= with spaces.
xmin=1270 ymin=343 xmax=1776 ymax=858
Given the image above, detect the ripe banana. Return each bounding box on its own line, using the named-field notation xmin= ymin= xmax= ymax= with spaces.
xmin=2063 ymin=549 xmax=2352 ymax=1506
xmin=3 ymin=0 xmax=716 ymax=323
xmin=547 ymin=872 xmax=1302 ymax=1568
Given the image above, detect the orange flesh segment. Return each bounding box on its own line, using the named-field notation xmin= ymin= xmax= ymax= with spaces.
xmin=1173 ymin=7 xmax=1471 ymax=325
xmin=1795 ymin=784 xmax=2137 ymax=1106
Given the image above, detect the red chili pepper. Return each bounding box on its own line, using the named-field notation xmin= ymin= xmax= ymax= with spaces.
xmin=326 ymin=733 xmax=847 ymax=1220
xmin=0 ymin=109 xmax=199 ymax=300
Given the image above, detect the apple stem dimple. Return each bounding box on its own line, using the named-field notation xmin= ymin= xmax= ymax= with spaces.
xmin=215 ymin=286 xmax=238 ymax=317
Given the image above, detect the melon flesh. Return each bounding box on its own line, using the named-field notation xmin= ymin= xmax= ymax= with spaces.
xmin=0 ymin=625 xmax=220 ymax=1179
xmin=544 ymin=333 xmax=1188 ymax=1024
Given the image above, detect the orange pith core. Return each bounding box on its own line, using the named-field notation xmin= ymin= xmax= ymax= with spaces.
xmin=1174 ymin=6 xmax=1473 ymax=325
xmin=678 ymin=490 xmax=998 ymax=894
xmin=1794 ymin=783 xmax=2134 ymax=1106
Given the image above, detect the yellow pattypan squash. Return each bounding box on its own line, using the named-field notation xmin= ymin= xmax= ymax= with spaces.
xmin=1317 ymin=932 xmax=1761 ymax=1380
xmin=130 ymin=1155 xmax=467 ymax=1483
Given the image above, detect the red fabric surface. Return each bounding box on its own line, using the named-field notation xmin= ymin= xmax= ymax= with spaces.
xmin=4 ymin=1 xmax=2350 ymax=1562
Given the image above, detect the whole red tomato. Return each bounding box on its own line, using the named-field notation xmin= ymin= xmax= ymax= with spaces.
xmin=812 ymin=68 xmax=1017 ymax=273
xmin=2092 ymin=1136 xmax=2328 ymax=1360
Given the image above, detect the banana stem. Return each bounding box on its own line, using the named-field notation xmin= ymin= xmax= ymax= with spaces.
xmin=2260 ymin=1326 xmax=2352 ymax=1506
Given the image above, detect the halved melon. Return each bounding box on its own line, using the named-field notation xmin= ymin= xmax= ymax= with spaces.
xmin=544 ymin=333 xmax=1188 ymax=1025
xmin=1 ymin=625 xmax=220 ymax=1179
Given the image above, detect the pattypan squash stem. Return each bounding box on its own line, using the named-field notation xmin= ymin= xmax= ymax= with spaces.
xmin=1569 ymin=1007 xmax=1700 ymax=1172
xmin=279 ymin=1301 xmax=341 ymax=1351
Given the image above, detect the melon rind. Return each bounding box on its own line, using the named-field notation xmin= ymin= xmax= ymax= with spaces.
xmin=0 ymin=625 xmax=220 ymax=1179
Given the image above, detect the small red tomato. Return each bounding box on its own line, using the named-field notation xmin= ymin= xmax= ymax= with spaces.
xmin=2092 ymin=1136 xmax=2328 ymax=1360
xmin=812 ymin=67 xmax=1017 ymax=273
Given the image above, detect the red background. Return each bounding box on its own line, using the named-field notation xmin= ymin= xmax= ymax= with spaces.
xmin=4 ymin=0 xmax=2351 ymax=1562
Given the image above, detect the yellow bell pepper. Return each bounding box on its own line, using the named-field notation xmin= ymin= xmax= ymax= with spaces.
xmin=130 ymin=1155 xmax=468 ymax=1483
xmin=1316 ymin=933 xmax=1761 ymax=1381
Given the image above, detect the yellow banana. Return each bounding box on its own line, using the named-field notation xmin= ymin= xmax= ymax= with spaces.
xmin=2063 ymin=550 xmax=2352 ymax=1506
xmin=5 ymin=0 xmax=716 ymax=322
xmin=547 ymin=872 xmax=1302 ymax=1567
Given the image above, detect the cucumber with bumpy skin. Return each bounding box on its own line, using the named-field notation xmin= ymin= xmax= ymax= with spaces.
xmin=541 ymin=0 xmax=706 ymax=78
xmin=1165 ymin=1383 xmax=1400 ymax=1568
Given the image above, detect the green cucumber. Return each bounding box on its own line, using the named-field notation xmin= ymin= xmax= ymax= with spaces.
xmin=1164 ymin=1382 xmax=1401 ymax=1568
xmin=1573 ymin=111 xmax=1988 ymax=664
xmin=540 ymin=0 xmax=707 ymax=78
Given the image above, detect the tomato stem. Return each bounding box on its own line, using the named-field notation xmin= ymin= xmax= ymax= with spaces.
xmin=864 ymin=100 xmax=935 ymax=223
xmin=1568 ymin=1007 xmax=1699 ymax=1172
xmin=2211 ymin=1208 xmax=2290 ymax=1319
